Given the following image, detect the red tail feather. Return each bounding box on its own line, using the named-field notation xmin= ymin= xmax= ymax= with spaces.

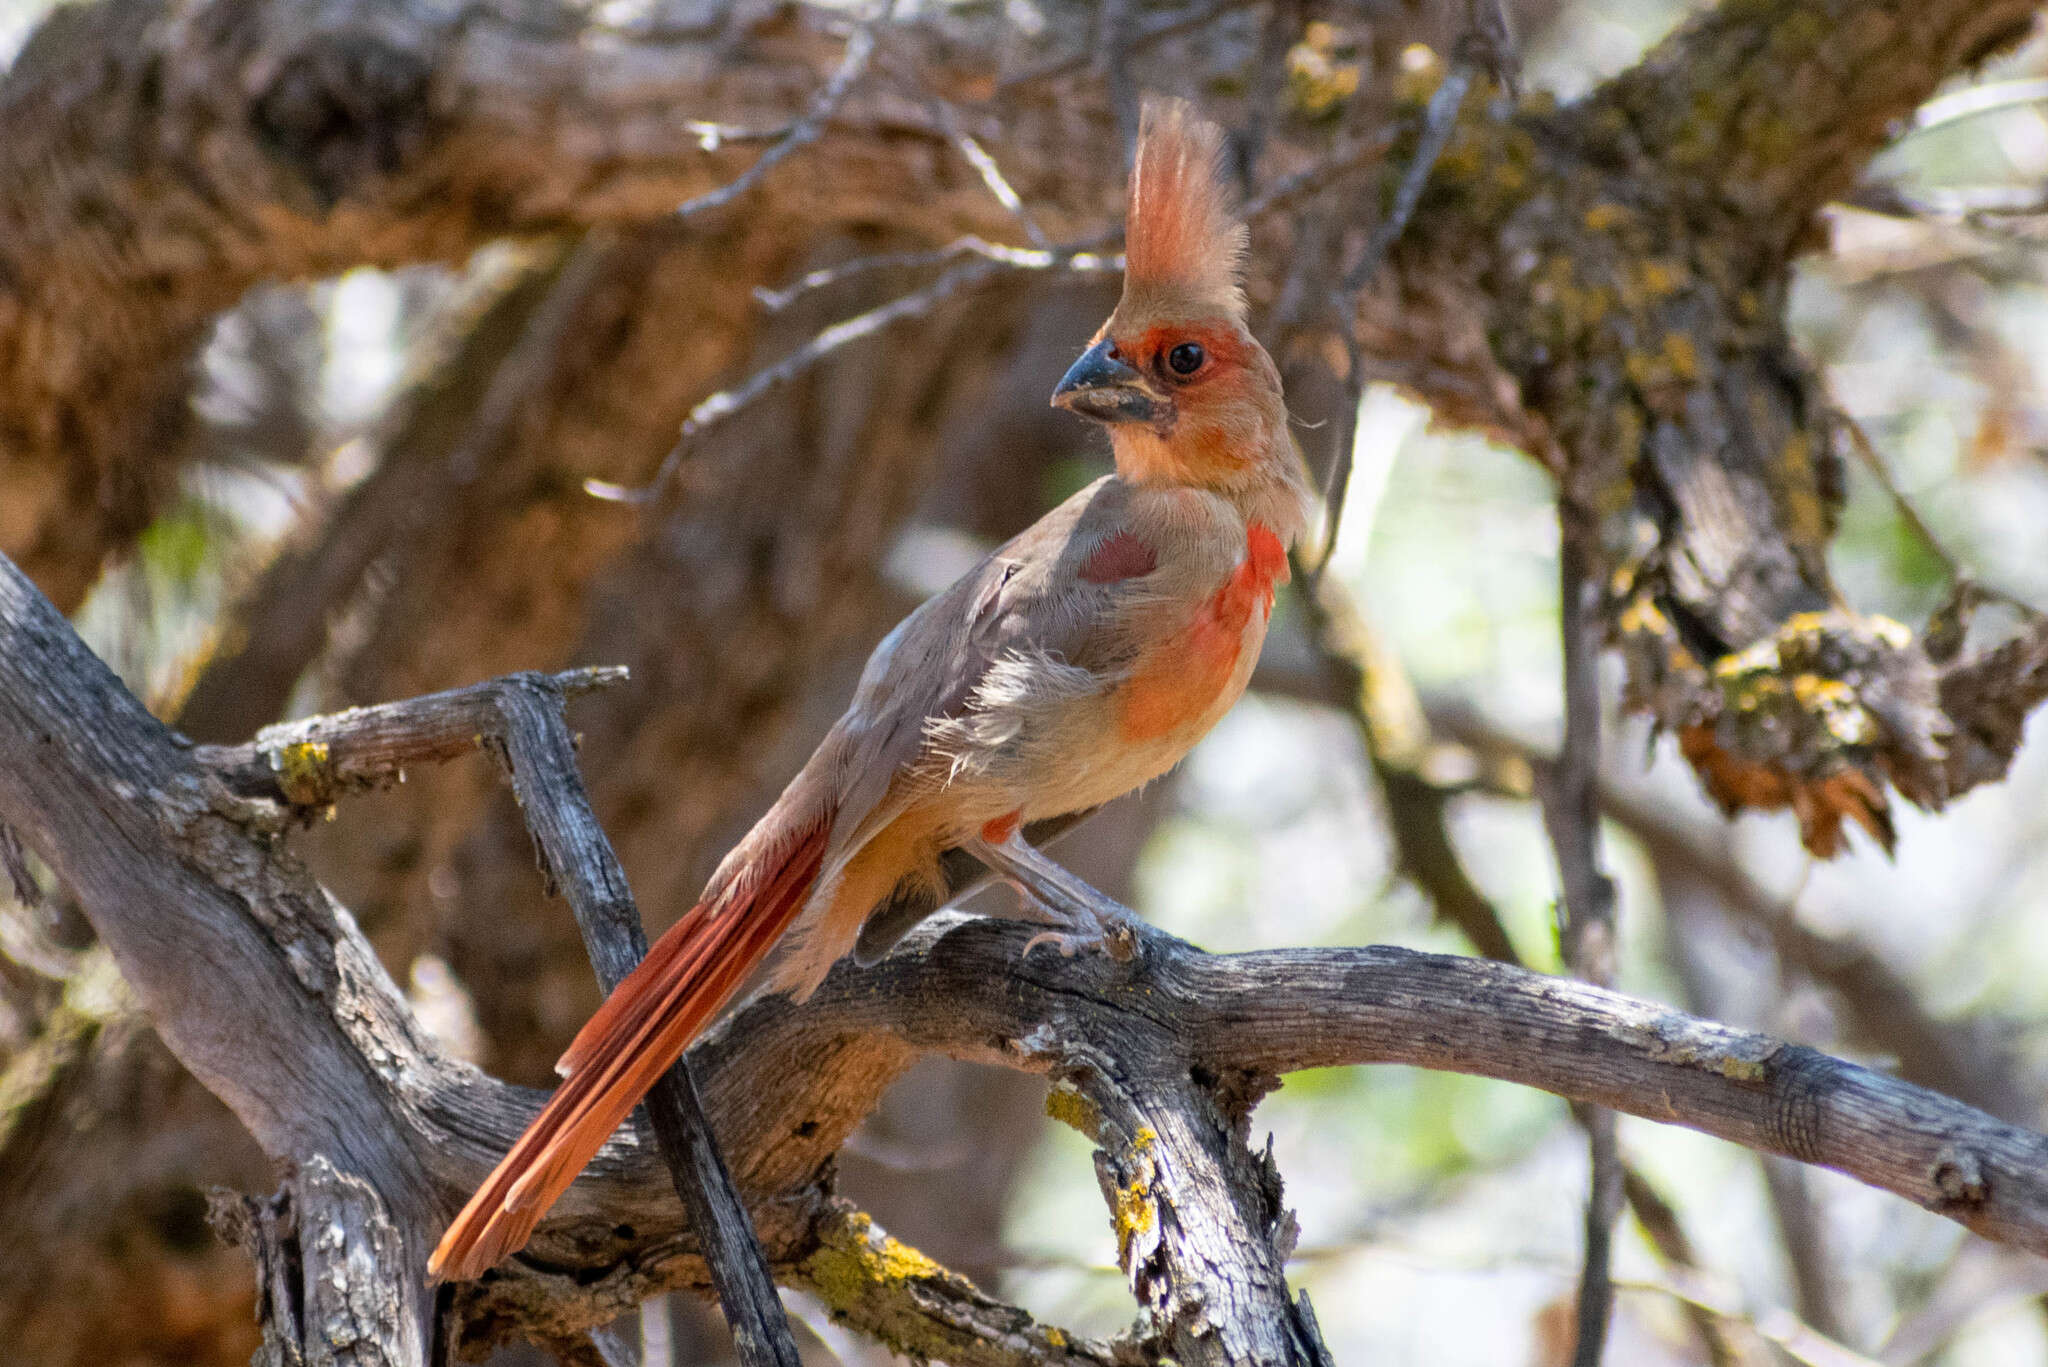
xmin=428 ymin=820 xmax=829 ymax=1282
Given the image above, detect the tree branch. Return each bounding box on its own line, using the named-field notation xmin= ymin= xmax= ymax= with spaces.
xmin=1542 ymin=517 xmax=1624 ymax=1367
xmin=12 ymin=544 xmax=2048 ymax=1358
xmin=240 ymin=668 xmax=800 ymax=1361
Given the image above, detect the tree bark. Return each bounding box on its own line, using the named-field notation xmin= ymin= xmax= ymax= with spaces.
xmin=10 ymin=550 xmax=2048 ymax=1361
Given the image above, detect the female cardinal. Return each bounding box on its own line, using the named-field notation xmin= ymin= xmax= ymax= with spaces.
xmin=430 ymin=97 xmax=1312 ymax=1281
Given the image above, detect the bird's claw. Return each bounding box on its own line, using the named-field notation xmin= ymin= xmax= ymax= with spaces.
xmin=1018 ymin=913 xmax=1139 ymax=963
xmin=1021 ymin=929 xmax=1084 ymax=959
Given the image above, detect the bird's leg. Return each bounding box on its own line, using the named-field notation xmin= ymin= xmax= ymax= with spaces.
xmin=964 ymin=828 xmax=1141 ymax=962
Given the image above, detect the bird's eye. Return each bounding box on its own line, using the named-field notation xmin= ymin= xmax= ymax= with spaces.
xmin=1166 ymin=342 xmax=1205 ymax=376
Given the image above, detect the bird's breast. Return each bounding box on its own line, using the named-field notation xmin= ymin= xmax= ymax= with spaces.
xmin=1116 ymin=521 xmax=1288 ymax=743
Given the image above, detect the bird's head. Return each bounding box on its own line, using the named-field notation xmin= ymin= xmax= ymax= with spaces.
xmin=1053 ymin=99 xmax=1289 ymax=495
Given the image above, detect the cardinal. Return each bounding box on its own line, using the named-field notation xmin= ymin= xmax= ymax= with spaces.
xmin=429 ymin=97 xmax=1312 ymax=1281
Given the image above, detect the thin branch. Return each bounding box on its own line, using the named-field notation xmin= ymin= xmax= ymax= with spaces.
xmin=671 ymin=22 xmax=880 ymax=222
xmin=588 ymin=243 xmax=1116 ymax=503
xmin=1832 ymin=413 xmax=1962 ymax=582
xmin=469 ymin=676 xmax=804 ymax=1366
xmin=1312 ymin=56 xmax=1477 ymax=583
xmin=1658 ymin=853 xmax=1849 ymax=1345
xmin=995 ymin=0 xmax=1243 ymax=94
xmin=610 ymin=118 xmax=1409 ymax=506
xmin=1541 ymin=523 xmax=1623 ymax=1367
xmin=1615 ymin=1269 xmax=1882 ymax=1367
xmin=752 ymin=235 xmax=1119 ymax=314
xmin=1907 ymin=77 xmax=2048 ymax=138
xmin=930 ymin=101 xmax=1052 ymax=249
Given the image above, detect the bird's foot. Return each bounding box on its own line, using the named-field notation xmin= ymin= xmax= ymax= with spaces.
xmin=968 ymin=829 xmax=1141 ymax=964
xmin=1019 ymin=909 xmax=1139 ymax=962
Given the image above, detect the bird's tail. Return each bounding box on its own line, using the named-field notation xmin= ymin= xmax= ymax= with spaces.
xmin=428 ymin=817 xmax=830 ymax=1282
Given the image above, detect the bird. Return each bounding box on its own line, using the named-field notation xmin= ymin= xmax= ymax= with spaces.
xmin=428 ymin=96 xmax=1314 ymax=1282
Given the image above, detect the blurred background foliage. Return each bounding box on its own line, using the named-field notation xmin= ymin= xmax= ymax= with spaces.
xmin=9 ymin=0 xmax=2048 ymax=1361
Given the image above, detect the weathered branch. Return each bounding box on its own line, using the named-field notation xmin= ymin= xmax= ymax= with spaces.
xmin=1367 ymin=0 xmax=2048 ymax=852
xmin=7 ymin=548 xmax=2048 ymax=1361
xmin=1425 ymin=699 xmax=2034 ymax=1124
xmin=213 ymin=668 xmax=801 ymax=1360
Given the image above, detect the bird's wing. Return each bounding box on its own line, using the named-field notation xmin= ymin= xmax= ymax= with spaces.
xmin=816 ymin=475 xmax=1172 ymax=860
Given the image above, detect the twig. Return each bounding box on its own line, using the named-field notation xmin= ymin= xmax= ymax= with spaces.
xmin=1539 ymin=523 xmax=1622 ymax=1367
xmin=1241 ymin=127 xmax=1406 ymax=222
xmin=995 ymin=0 xmax=1243 ymax=94
xmin=0 ymin=821 xmax=37 ymax=908
xmin=612 ymin=123 xmax=1404 ymax=506
xmin=672 ymin=22 xmax=879 ymax=222
xmin=589 ymin=244 xmax=1116 ymax=503
xmin=1657 ymin=853 xmax=1847 ymax=1349
xmin=1618 ymin=1169 xmax=1758 ymax=1367
xmin=1832 ymin=413 xmax=1961 ymax=581
xmin=1310 ymin=57 xmax=1476 ymax=584
xmin=752 ymin=235 xmax=1118 ymax=313
xmin=1614 ymin=1271 xmax=1882 ymax=1367
xmin=931 ymin=101 xmax=1052 ymax=249
xmin=1907 ymin=77 xmax=2048 ymax=138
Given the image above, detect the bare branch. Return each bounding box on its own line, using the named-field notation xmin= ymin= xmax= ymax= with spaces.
xmin=672 ymin=23 xmax=879 ymax=223
xmin=930 ymin=101 xmax=1053 ymax=250
xmin=12 ymin=547 xmax=2048 ymax=1357
xmin=996 ymin=0 xmax=1243 ymax=94
xmin=587 ymin=243 xmax=1116 ymax=503
xmin=1541 ymin=524 xmax=1624 ymax=1367
xmin=436 ymin=675 xmax=804 ymax=1363
xmin=1311 ymin=54 xmax=1476 ymax=581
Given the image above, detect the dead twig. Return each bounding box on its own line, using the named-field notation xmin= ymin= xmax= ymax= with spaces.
xmin=930 ymin=100 xmax=1053 ymax=249
xmin=623 ymin=126 xmax=1407 ymax=505
xmin=753 ymin=235 xmax=1118 ymax=314
xmin=995 ymin=0 xmax=1244 ymax=94
xmin=1540 ymin=524 xmax=1623 ymax=1367
xmin=673 ymin=21 xmax=880 ymax=222
xmin=1311 ymin=55 xmax=1478 ymax=583
xmin=588 ymin=243 xmax=1114 ymax=503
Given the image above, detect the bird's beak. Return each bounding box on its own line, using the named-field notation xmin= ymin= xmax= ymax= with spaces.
xmin=1052 ymin=338 xmax=1172 ymax=429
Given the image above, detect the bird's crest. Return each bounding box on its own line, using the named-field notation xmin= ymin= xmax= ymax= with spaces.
xmin=1123 ymin=98 xmax=1247 ymax=321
